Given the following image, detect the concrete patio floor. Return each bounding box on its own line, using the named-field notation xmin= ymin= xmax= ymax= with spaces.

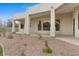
xmin=56 ymin=35 xmax=79 ymax=46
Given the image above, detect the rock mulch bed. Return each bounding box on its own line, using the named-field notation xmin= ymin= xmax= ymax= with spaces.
xmin=0 ymin=34 xmax=79 ymax=56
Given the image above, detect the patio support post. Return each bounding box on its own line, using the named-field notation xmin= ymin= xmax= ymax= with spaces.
xmin=50 ymin=7 xmax=55 ymax=37
xmin=24 ymin=12 xmax=30 ymax=35
xmin=12 ymin=20 xmax=15 ymax=32
xmin=19 ymin=21 xmax=21 ymax=32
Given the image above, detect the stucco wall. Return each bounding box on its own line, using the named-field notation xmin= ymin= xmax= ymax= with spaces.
xmin=30 ymin=12 xmax=73 ymax=35
xmin=56 ymin=12 xmax=73 ymax=35
xmin=30 ymin=15 xmax=50 ymax=34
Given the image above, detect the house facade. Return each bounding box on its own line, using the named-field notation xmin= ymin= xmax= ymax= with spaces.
xmin=12 ymin=3 xmax=79 ymax=38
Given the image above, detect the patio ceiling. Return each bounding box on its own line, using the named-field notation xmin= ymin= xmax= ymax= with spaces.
xmin=12 ymin=13 xmax=26 ymax=20
xmin=29 ymin=3 xmax=79 ymax=18
xmin=55 ymin=3 xmax=79 ymax=14
xmin=29 ymin=11 xmax=50 ymax=19
xmin=14 ymin=18 xmax=25 ymax=22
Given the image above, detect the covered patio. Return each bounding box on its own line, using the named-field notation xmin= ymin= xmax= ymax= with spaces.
xmin=29 ymin=3 xmax=78 ymax=37
xmin=12 ymin=18 xmax=25 ymax=34
xmin=12 ymin=3 xmax=79 ymax=37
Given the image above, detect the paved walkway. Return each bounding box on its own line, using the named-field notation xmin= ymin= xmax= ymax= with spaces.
xmin=56 ymin=35 xmax=79 ymax=46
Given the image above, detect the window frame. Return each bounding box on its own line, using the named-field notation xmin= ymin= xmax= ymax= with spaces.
xmin=38 ymin=21 xmax=42 ymax=31
xmin=43 ymin=21 xmax=50 ymax=31
xmin=21 ymin=23 xmax=24 ymax=29
xmin=55 ymin=19 xmax=60 ymax=31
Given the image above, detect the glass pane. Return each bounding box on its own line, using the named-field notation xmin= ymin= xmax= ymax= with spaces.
xmin=43 ymin=22 xmax=50 ymax=31
xmin=21 ymin=23 xmax=24 ymax=29
xmin=55 ymin=19 xmax=60 ymax=31
xmin=38 ymin=21 xmax=41 ymax=30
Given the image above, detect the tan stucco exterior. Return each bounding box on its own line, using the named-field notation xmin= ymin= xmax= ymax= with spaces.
xmin=56 ymin=12 xmax=73 ymax=35
xmin=30 ymin=14 xmax=50 ymax=34
xmin=12 ymin=3 xmax=79 ymax=38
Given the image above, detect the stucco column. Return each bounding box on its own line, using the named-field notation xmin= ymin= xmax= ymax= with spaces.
xmin=12 ymin=20 xmax=15 ymax=32
xmin=50 ymin=7 xmax=55 ymax=37
xmin=74 ymin=8 xmax=78 ymax=37
xmin=24 ymin=13 xmax=30 ymax=35
xmin=19 ymin=21 xmax=21 ymax=32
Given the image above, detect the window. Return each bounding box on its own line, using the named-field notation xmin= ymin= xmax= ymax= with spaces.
xmin=21 ymin=23 xmax=24 ymax=29
xmin=55 ymin=19 xmax=60 ymax=31
xmin=38 ymin=21 xmax=41 ymax=30
xmin=43 ymin=22 xmax=50 ymax=31
xmin=78 ymin=14 xmax=79 ymax=29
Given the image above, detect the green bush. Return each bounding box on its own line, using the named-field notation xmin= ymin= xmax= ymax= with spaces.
xmin=0 ymin=46 xmax=3 ymax=56
xmin=42 ymin=46 xmax=52 ymax=53
xmin=0 ymin=28 xmax=5 ymax=32
xmin=42 ymin=40 xmax=52 ymax=53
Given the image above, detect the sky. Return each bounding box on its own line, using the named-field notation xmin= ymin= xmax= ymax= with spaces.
xmin=0 ymin=3 xmax=39 ymax=23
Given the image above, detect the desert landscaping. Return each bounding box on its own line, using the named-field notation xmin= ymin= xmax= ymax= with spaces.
xmin=0 ymin=33 xmax=79 ymax=56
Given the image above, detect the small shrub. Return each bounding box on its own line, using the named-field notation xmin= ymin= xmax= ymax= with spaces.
xmin=7 ymin=34 xmax=13 ymax=39
xmin=0 ymin=28 xmax=6 ymax=37
xmin=37 ymin=33 xmax=42 ymax=39
xmin=42 ymin=40 xmax=52 ymax=53
xmin=42 ymin=46 xmax=52 ymax=53
xmin=0 ymin=46 xmax=3 ymax=56
xmin=0 ymin=34 xmax=1 ymax=36
xmin=23 ymin=43 xmax=27 ymax=47
xmin=20 ymin=44 xmax=26 ymax=56
xmin=0 ymin=28 xmax=5 ymax=33
xmin=1 ymin=31 xmax=6 ymax=37
xmin=20 ymin=49 xmax=26 ymax=56
xmin=44 ymin=40 xmax=49 ymax=47
xmin=12 ymin=32 xmax=16 ymax=34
